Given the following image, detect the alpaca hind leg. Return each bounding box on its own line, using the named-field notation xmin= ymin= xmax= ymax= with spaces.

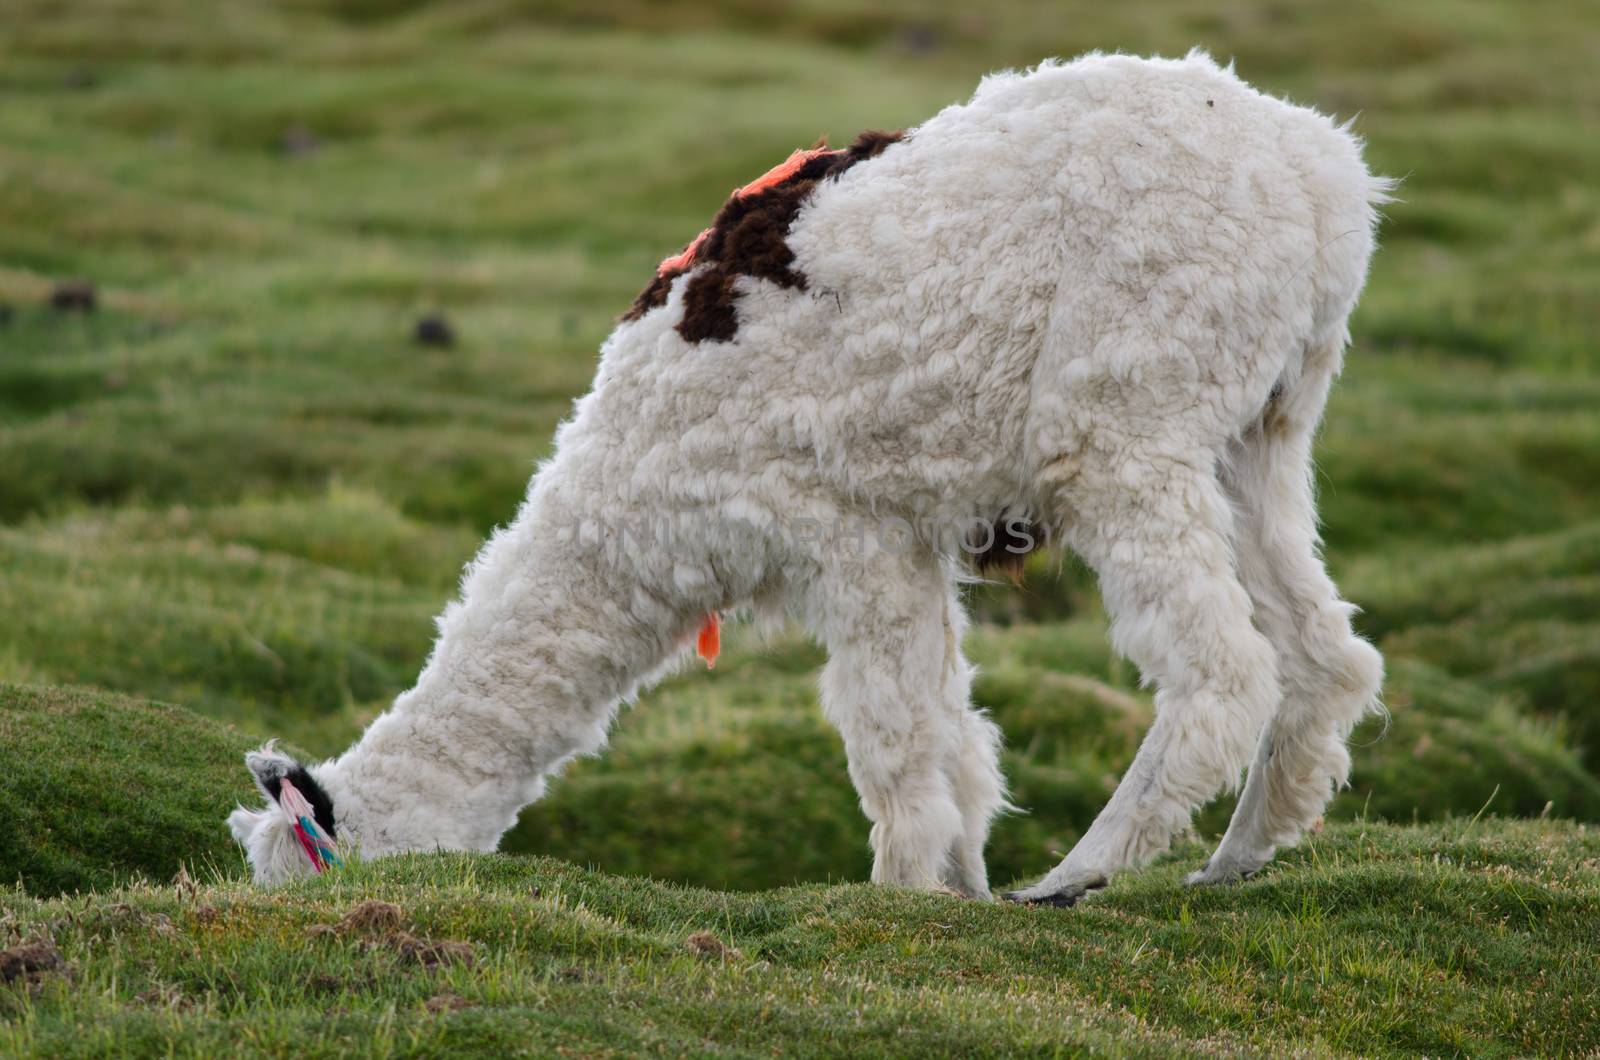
xmin=1005 ymin=442 xmax=1280 ymax=905
xmin=1189 ymin=387 xmax=1383 ymax=885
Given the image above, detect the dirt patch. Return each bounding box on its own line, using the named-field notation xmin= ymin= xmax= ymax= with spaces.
xmin=308 ymin=972 xmax=344 ymax=995
xmin=684 ymin=930 xmax=741 ymax=961
xmin=336 ymin=900 xmax=405 ymax=936
xmin=49 ymin=280 xmax=97 ymax=313
xmin=425 ymin=993 xmax=476 ymax=1014
xmin=93 ymin=904 xmax=176 ymax=939
xmin=306 ymin=970 xmax=376 ymax=996
xmin=1 ymin=939 xmax=66 ymax=987
xmin=303 ymin=900 xmax=472 ymax=970
xmin=387 ymin=932 xmax=475 ymax=969
xmin=134 ymin=982 xmax=192 ymax=1009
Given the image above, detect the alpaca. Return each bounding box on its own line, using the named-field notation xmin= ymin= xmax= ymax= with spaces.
xmin=230 ymin=50 xmax=1389 ymax=903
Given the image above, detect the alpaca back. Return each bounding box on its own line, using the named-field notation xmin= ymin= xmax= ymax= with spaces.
xmin=570 ymin=51 xmax=1384 ymax=547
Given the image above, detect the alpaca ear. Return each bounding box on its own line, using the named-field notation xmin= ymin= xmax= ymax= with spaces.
xmin=244 ymin=741 xmax=301 ymax=804
xmin=242 ymin=741 xmax=340 ymax=841
xmin=231 ymin=743 xmax=342 ymax=883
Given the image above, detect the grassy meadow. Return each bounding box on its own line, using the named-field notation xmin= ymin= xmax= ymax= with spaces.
xmin=2 ymin=0 xmax=1599 ymax=1053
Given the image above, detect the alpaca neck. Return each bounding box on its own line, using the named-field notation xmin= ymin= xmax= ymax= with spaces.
xmin=321 ymin=477 xmax=685 ymax=856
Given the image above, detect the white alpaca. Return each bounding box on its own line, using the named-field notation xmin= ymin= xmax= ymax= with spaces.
xmin=230 ymin=50 xmax=1388 ymax=903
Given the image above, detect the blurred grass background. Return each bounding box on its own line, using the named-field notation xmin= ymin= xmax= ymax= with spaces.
xmin=2 ymin=0 xmax=1598 ymax=893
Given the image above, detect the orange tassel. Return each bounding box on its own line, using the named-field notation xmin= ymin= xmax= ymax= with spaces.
xmin=657 ymin=227 xmax=713 ymax=275
xmin=732 ymin=146 xmax=837 ymax=199
xmin=695 ymin=612 xmax=721 ymax=668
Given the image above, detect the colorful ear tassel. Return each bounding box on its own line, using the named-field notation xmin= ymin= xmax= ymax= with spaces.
xmin=277 ymin=777 xmax=341 ymax=872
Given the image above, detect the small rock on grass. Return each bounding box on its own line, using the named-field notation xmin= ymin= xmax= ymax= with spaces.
xmin=414 ymin=312 xmax=455 ymax=348
xmin=50 ymin=280 xmax=97 ymax=313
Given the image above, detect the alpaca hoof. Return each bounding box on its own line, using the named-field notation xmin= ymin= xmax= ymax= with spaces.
xmin=1001 ymin=890 xmax=1079 ymax=908
xmin=1001 ymin=876 xmax=1107 ymax=908
xmin=1184 ymin=860 xmax=1261 ymax=887
xmin=929 ymin=882 xmax=987 ymax=901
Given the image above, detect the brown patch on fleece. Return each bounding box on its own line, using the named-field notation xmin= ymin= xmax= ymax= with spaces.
xmin=624 ymin=269 xmax=678 ymax=322
xmin=621 ymin=129 xmax=905 ymax=341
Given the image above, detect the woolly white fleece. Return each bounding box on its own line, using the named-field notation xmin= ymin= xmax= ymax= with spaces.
xmin=231 ymin=51 xmax=1388 ymax=902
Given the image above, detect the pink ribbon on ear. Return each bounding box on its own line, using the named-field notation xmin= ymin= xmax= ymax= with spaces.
xmin=275 ymin=775 xmax=316 ymax=823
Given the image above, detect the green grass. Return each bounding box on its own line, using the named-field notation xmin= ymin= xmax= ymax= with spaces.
xmin=1 ymin=817 xmax=1595 ymax=1056
xmin=0 ymin=685 xmax=257 ymax=897
xmin=3 ymin=0 xmax=1600 ymax=1051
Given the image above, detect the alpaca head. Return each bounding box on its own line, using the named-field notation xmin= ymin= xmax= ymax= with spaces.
xmin=228 ymin=742 xmax=343 ymax=884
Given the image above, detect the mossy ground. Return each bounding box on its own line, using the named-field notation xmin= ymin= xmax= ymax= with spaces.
xmin=4 ymin=787 xmax=1597 ymax=1056
xmin=2 ymin=0 xmax=1598 ymax=1053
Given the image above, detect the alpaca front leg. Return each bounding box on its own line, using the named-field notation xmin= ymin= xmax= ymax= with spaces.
xmin=1006 ymin=451 xmax=1280 ymax=905
xmin=938 ymin=586 xmax=1009 ymax=899
xmin=942 ymin=702 xmax=1007 ymax=898
xmin=809 ymin=554 xmax=967 ymax=891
